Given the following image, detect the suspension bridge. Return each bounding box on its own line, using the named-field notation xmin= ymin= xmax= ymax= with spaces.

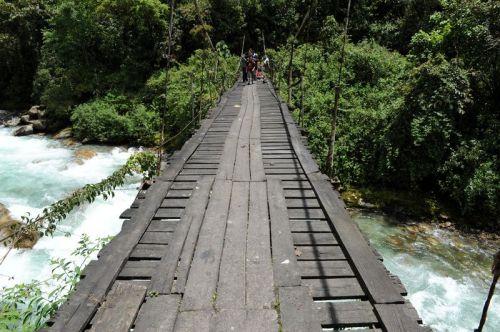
xmin=43 ymin=81 xmax=427 ymax=331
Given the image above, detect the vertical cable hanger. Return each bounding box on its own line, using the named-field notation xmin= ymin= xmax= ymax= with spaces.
xmin=158 ymin=0 xmax=176 ymax=172
xmin=326 ymin=0 xmax=352 ymax=176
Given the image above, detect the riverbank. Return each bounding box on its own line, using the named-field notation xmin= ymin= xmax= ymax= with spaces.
xmin=342 ymin=186 xmax=499 ymax=236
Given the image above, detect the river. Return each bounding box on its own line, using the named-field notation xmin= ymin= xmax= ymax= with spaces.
xmin=352 ymin=210 xmax=499 ymax=331
xmin=0 ymin=127 xmax=498 ymax=331
xmin=0 ymin=126 xmax=139 ymax=289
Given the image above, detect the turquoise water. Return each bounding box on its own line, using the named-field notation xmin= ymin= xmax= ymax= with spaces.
xmin=352 ymin=210 xmax=499 ymax=332
xmin=0 ymin=127 xmax=139 ymax=288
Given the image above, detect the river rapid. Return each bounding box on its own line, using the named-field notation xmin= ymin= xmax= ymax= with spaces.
xmin=352 ymin=210 xmax=499 ymax=331
xmin=0 ymin=127 xmax=498 ymax=331
xmin=0 ymin=127 xmax=139 ymax=289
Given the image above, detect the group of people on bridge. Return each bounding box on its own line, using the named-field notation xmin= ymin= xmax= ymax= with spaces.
xmin=241 ymin=48 xmax=269 ymax=85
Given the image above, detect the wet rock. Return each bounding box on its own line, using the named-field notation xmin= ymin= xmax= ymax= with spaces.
xmin=440 ymin=221 xmax=453 ymax=229
xmin=28 ymin=119 xmax=47 ymax=132
xmin=20 ymin=114 xmax=31 ymax=125
xmin=13 ymin=124 xmax=34 ymax=136
xmin=0 ymin=203 xmax=39 ymax=249
xmin=75 ymin=148 xmax=97 ymax=161
xmin=3 ymin=117 xmax=20 ymax=127
xmin=53 ymin=127 xmax=72 ymax=139
xmin=27 ymin=105 xmax=45 ymax=119
xmin=358 ymin=198 xmax=377 ymax=209
xmin=439 ymin=213 xmax=450 ymax=221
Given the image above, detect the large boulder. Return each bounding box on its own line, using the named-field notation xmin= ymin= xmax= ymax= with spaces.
xmin=53 ymin=127 xmax=72 ymax=139
xmin=29 ymin=119 xmax=47 ymax=132
xmin=13 ymin=124 xmax=33 ymax=136
xmin=20 ymin=114 xmax=31 ymax=125
xmin=27 ymin=105 xmax=45 ymax=119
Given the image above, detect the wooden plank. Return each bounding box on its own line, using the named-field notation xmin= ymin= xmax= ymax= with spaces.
xmin=90 ymin=281 xmax=146 ymax=331
xmin=154 ymin=208 xmax=184 ymax=219
xmin=217 ymin=182 xmax=249 ymax=309
xmin=181 ymin=180 xmax=232 ymax=311
xmin=278 ymin=286 xmax=322 ymax=332
xmin=286 ymin=198 xmax=320 ymax=208
xmin=250 ymin=139 xmax=266 ymax=181
xmin=374 ymin=304 xmax=424 ymax=331
xmin=284 ymin=189 xmax=316 ymax=198
xmin=287 ymin=208 xmax=325 ymax=219
xmin=289 ymin=219 xmax=331 ymax=232
xmin=150 ymin=176 xmax=214 ymax=294
xmin=267 ymin=178 xmax=301 ymax=287
xmin=48 ymin=181 xmax=173 ymax=331
xmin=217 ymin=86 xmax=248 ymax=180
xmin=302 ymin=278 xmax=365 ymax=299
xmin=173 ymin=310 xmax=214 ymax=331
xmin=130 ymin=244 xmax=167 ymax=260
xmin=292 ymin=232 xmax=338 ymax=245
xmin=309 ymin=173 xmax=405 ymax=304
xmin=295 ymin=245 xmax=345 ymax=261
xmin=312 ymin=301 xmax=378 ymax=327
xmin=298 ymin=260 xmax=354 ymax=278
xmin=119 ymin=260 xmax=156 ymax=279
xmin=133 ymin=295 xmax=180 ymax=332
xmin=140 ymin=231 xmax=172 ymax=244
xmin=148 ymin=219 xmax=178 ymax=232
xmin=246 ymin=181 xmax=275 ymax=309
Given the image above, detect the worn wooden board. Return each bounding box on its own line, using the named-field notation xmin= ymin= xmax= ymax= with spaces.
xmin=181 ymin=180 xmax=232 ymax=311
xmin=302 ymin=278 xmax=365 ymax=299
xmin=217 ymin=181 xmax=249 ymax=309
xmin=295 ymin=245 xmax=345 ymax=260
xmin=133 ymin=295 xmax=180 ymax=332
xmin=312 ymin=301 xmax=378 ymax=327
xmin=267 ymin=178 xmax=301 ymax=287
xmin=374 ymin=304 xmax=424 ymax=331
xmin=278 ymin=286 xmax=322 ymax=332
xmin=298 ymin=260 xmax=354 ymax=278
xmin=292 ymin=232 xmax=338 ymax=245
xmin=150 ymin=176 xmax=214 ymax=294
xmin=89 ymin=281 xmax=146 ymax=331
xmin=246 ymin=181 xmax=275 ymax=309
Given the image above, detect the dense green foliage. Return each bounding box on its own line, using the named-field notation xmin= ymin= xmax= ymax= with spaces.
xmin=270 ymin=0 xmax=499 ymax=228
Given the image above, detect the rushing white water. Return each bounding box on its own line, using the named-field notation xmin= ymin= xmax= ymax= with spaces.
xmin=352 ymin=210 xmax=500 ymax=332
xmin=0 ymin=127 xmax=139 ymax=289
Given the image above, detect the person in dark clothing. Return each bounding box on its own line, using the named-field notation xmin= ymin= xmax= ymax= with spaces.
xmin=241 ymin=55 xmax=247 ymax=82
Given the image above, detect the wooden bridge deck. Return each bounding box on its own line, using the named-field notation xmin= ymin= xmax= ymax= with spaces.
xmin=44 ymin=82 xmax=427 ymax=331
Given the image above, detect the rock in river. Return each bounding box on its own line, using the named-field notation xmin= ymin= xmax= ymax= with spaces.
xmin=0 ymin=203 xmax=39 ymax=249
xmin=13 ymin=124 xmax=34 ymax=136
xmin=53 ymin=127 xmax=72 ymax=139
xmin=75 ymin=148 xmax=97 ymax=162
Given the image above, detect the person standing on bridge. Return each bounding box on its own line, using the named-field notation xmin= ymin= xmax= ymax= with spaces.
xmin=246 ymin=50 xmax=256 ymax=85
xmin=241 ymin=54 xmax=248 ymax=82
